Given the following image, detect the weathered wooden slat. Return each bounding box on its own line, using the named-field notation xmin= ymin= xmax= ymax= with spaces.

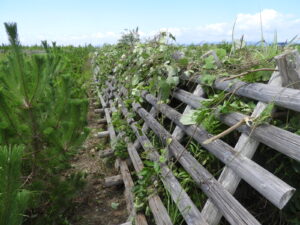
xmin=117 ymin=100 xmax=208 ymax=225
xmin=96 ymin=131 xmax=109 ymax=138
xmin=104 ymin=175 xmax=123 ymax=187
xmin=135 ymin=214 xmax=148 ymax=225
xmin=99 ymin=148 xmax=114 ymax=158
xmin=173 ymin=88 xmax=300 ymax=162
xmin=275 ymin=50 xmax=300 ymax=89
xmin=201 ymin=70 xmax=283 ymax=225
xmin=119 ymin=160 xmax=135 ymax=213
xmin=133 ymin=107 xmax=157 ymax=150
xmin=127 ymin=143 xmax=144 ymax=175
xmin=180 ymin=74 xmax=300 ymax=112
xmin=92 ymin=101 xmax=100 ymax=106
xmin=127 ymin=143 xmax=174 ymax=225
xmin=131 ymin=102 xmax=261 ymax=225
xmin=119 ymin=222 xmax=132 ymax=225
xmin=94 ymin=108 xmax=104 ymax=114
xmin=141 ymin=92 xmax=295 ymax=209
xmin=104 ymin=108 xmax=117 ymax=140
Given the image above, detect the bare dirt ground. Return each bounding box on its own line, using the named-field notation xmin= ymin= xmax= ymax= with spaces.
xmin=69 ymin=99 xmax=128 ymax=225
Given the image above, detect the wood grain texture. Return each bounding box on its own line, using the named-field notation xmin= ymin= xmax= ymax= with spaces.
xmin=94 ymin=108 xmax=104 ymax=114
xmin=275 ymin=50 xmax=300 ymax=89
xmin=104 ymin=175 xmax=123 ymax=187
xmin=99 ymin=148 xmax=114 ymax=158
xmin=96 ymin=131 xmax=109 ymax=138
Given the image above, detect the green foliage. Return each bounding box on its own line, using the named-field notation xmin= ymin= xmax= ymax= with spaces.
xmin=202 ymin=55 xmax=217 ymax=70
xmin=112 ymin=138 xmax=128 ymax=159
xmin=0 ymin=23 xmax=92 ymax=224
xmin=31 ymin=172 xmax=86 ymax=224
xmin=253 ymin=102 xmax=275 ymax=126
xmin=0 ymin=145 xmax=30 ymax=225
xmin=112 ymin=111 xmax=135 ymax=141
xmin=133 ymin=160 xmax=160 ymax=213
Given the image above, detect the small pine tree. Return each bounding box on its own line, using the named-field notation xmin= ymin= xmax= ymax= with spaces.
xmin=0 ymin=145 xmax=30 ymax=225
xmin=0 ymin=23 xmax=90 ymax=224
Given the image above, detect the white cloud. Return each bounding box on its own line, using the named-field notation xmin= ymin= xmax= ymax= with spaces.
xmin=159 ymin=9 xmax=300 ymax=43
xmin=136 ymin=9 xmax=300 ymax=44
xmin=0 ymin=9 xmax=299 ymax=46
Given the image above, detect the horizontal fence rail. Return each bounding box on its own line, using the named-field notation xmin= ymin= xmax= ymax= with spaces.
xmin=180 ymin=74 xmax=300 ymax=112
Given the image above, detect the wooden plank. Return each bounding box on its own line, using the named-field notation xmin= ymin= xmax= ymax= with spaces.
xmin=275 ymin=50 xmax=300 ymax=89
xmin=119 ymin=222 xmax=131 ymax=225
xmin=180 ymin=74 xmax=300 ymax=112
xmin=135 ymin=214 xmax=148 ymax=225
xmin=127 ymin=143 xmax=144 ymax=174
xmin=104 ymin=175 xmax=123 ymax=187
xmin=131 ymin=102 xmax=260 ymax=225
xmin=97 ymin=89 xmax=107 ymax=108
xmin=120 ymin=160 xmax=135 ymax=214
xmin=133 ymin=107 xmax=157 ymax=150
xmin=94 ymin=108 xmax=104 ymax=114
xmin=96 ymin=131 xmax=109 ymax=138
xmin=172 ymin=88 xmax=300 ymax=162
xmin=99 ymin=148 xmax=114 ymax=158
xmin=104 ymin=108 xmax=117 ymax=140
xmin=201 ymin=70 xmax=283 ymax=225
xmin=141 ymin=92 xmax=295 ymax=209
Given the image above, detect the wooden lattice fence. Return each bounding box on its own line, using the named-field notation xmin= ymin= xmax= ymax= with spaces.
xmin=91 ymin=50 xmax=300 ymax=225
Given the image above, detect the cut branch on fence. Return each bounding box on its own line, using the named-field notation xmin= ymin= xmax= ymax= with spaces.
xmin=172 ymin=88 xmax=300 ymax=162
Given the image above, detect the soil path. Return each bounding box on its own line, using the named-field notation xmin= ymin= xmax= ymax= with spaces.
xmin=69 ymin=99 xmax=128 ymax=225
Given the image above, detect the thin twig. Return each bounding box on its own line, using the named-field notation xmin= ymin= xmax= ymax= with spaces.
xmin=221 ymin=68 xmax=279 ymax=81
xmin=203 ymin=117 xmax=252 ymax=145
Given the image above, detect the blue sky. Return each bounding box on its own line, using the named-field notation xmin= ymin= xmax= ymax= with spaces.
xmin=0 ymin=0 xmax=300 ymax=45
